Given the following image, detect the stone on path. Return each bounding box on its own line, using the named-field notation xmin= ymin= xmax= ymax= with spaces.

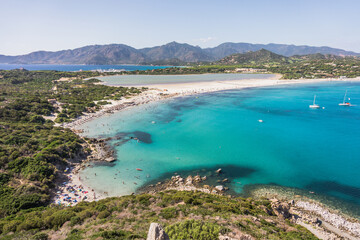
xmin=146 ymin=223 xmax=170 ymax=240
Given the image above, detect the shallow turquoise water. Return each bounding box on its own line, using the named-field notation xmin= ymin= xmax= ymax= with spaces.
xmin=98 ymin=73 xmax=275 ymax=86
xmin=79 ymin=81 xmax=360 ymax=211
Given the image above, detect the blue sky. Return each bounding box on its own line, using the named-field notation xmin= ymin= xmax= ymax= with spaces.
xmin=1 ymin=0 xmax=360 ymax=55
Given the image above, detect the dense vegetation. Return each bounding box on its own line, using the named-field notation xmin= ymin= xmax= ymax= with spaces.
xmin=0 ymin=190 xmax=317 ymax=239
xmin=0 ymin=69 xmax=144 ymax=217
xmin=121 ymin=50 xmax=360 ymax=79
xmin=51 ymin=78 xmax=143 ymax=123
xmin=216 ymin=49 xmax=289 ymax=65
xmin=268 ymin=57 xmax=360 ymax=79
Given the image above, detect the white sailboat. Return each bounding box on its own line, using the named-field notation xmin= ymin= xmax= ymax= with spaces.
xmin=338 ymin=90 xmax=351 ymax=106
xmin=309 ymin=95 xmax=320 ymax=108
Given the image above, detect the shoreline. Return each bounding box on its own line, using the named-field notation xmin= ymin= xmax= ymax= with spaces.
xmin=63 ymin=75 xmax=360 ymax=130
xmin=140 ymin=173 xmax=360 ymax=239
xmin=59 ymin=76 xmax=360 ymax=202
xmin=54 ymin=75 xmax=360 ymax=237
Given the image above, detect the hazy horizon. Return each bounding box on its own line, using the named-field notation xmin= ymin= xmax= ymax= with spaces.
xmin=1 ymin=41 xmax=359 ymax=57
xmin=1 ymin=0 xmax=360 ymax=55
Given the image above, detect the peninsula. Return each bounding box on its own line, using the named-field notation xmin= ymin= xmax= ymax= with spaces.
xmin=1 ymin=68 xmax=360 ymax=239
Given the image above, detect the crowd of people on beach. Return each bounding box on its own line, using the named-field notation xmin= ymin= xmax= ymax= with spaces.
xmin=53 ymin=169 xmax=98 ymax=206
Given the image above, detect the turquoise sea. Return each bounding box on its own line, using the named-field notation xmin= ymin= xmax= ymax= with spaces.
xmin=0 ymin=64 xmax=169 ymax=71
xmin=78 ymin=81 xmax=360 ymax=216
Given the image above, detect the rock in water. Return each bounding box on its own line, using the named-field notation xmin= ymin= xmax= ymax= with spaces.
xmin=146 ymin=223 xmax=170 ymax=240
xmin=215 ymin=185 xmax=225 ymax=192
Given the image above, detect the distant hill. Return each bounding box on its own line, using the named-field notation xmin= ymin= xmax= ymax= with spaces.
xmin=0 ymin=44 xmax=148 ymax=65
xmin=290 ymin=53 xmax=345 ymax=60
xmin=217 ymin=49 xmax=289 ymax=65
xmin=139 ymin=42 xmax=213 ymax=62
xmin=0 ymin=42 xmax=358 ymax=65
xmin=205 ymin=42 xmax=360 ymax=59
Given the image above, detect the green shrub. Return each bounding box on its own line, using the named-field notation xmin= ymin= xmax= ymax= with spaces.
xmin=95 ymin=204 xmax=107 ymax=212
xmin=29 ymin=115 xmax=45 ymax=124
xmin=100 ymin=230 xmax=127 ymax=239
xmin=32 ymin=232 xmax=49 ymax=240
xmin=46 ymin=210 xmax=75 ymax=228
xmin=70 ymin=216 xmax=82 ymax=226
xmin=135 ymin=194 xmax=151 ymax=206
xmin=2 ymin=220 xmax=22 ymax=233
xmin=159 ymin=207 xmax=178 ymax=220
xmin=16 ymin=217 xmax=42 ymax=231
xmin=97 ymin=210 xmax=111 ymax=219
xmin=165 ymin=220 xmax=222 ymax=240
xmin=78 ymin=210 xmax=93 ymax=220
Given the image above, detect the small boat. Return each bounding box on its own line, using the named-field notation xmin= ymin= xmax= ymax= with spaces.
xmin=258 ymin=119 xmax=263 ymax=123
xmin=136 ymin=168 xmax=143 ymax=171
xmin=309 ymin=95 xmax=320 ymax=109
xmin=339 ymin=90 xmax=352 ymax=106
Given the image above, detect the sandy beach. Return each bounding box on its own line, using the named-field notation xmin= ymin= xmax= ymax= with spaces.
xmin=63 ymin=75 xmax=360 ymax=130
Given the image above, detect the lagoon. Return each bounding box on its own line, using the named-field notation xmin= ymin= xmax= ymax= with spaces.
xmin=99 ymin=73 xmax=276 ymax=86
xmin=78 ymin=81 xmax=360 ymax=216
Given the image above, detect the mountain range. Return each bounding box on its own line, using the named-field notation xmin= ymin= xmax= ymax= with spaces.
xmin=0 ymin=42 xmax=359 ymax=65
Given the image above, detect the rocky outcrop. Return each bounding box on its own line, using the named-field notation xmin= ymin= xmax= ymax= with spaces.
xmin=141 ymin=174 xmax=230 ymax=196
xmin=219 ymin=234 xmax=253 ymax=240
xmin=270 ymin=199 xmax=291 ymax=219
xmin=294 ymin=201 xmax=360 ymax=238
xmin=146 ymin=223 xmax=170 ymax=240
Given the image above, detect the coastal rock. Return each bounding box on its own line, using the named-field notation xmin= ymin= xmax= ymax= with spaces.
xmin=105 ymin=157 xmax=116 ymax=162
xmin=295 ymin=201 xmax=360 ymax=237
xmin=170 ymin=175 xmax=184 ymax=186
xmin=193 ymin=175 xmax=202 ymax=183
xmin=215 ymin=185 xmax=225 ymax=192
xmin=219 ymin=234 xmax=253 ymax=240
xmin=146 ymin=223 xmax=170 ymax=240
xmin=185 ymin=176 xmax=193 ymax=185
xmin=271 ymin=199 xmax=291 ymax=219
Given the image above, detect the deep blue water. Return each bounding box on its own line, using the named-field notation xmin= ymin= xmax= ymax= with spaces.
xmin=0 ymin=64 xmax=169 ymax=71
xmin=77 ymin=81 xmax=360 ymax=214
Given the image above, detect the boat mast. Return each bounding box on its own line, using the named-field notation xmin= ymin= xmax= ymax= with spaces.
xmin=313 ymin=95 xmax=316 ymax=105
xmin=343 ymin=90 xmax=347 ymax=104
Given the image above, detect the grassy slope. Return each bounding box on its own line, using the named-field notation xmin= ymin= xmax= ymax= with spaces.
xmin=0 ymin=70 xmax=144 ymax=217
xmin=0 ymin=190 xmax=318 ymax=240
